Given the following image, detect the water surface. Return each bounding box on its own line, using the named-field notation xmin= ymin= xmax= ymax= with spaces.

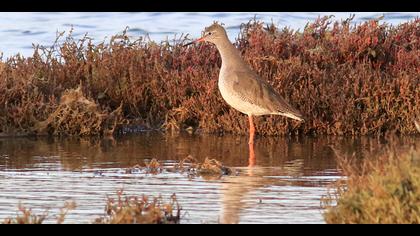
xmin=0 ymin=133 xmax=342 ymax=224
xmin=0 ymin=12 xmax=418 ymax=58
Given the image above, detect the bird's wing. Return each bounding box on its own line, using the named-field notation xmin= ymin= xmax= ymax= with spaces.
xmin=231 ymin=70 xmax=303 ymax=119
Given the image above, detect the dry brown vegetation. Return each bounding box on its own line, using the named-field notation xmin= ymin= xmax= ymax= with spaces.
xmin=323 ymin=138 xmax=420 ymax=224
xmin=2 ymin=192 xmax=180 ymax=224
xmin=94 ymin=190 xmax=181 ymax=224
xmin=2 ymin=201 xmax=76 ymax=224
xmin=0 ymin=16 xmax=418 ymax=137
xmin=1 ymin=156 xmax=233 ymax=224
xmin=2 ymin=205 xmax=48 ymax=224
xmin=125 ymin=156 xmax=235 ymax=178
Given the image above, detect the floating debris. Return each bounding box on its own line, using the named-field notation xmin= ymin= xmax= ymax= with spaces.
xmin=124 ymin=159 xmax=163 ymax=175
xmin=144 ymin=158 xmax=163 ymax=174
xmin=125 ymin=155 xmax=235 ymax=178
xmin=173 ymin=155 xmax=234 ymax=178
xmin=197 ymin=158 xmax=233 ymax=176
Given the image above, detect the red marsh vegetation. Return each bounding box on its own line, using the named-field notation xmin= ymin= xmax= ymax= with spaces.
xmin=0 ymin=16 xmax=418 ymax=137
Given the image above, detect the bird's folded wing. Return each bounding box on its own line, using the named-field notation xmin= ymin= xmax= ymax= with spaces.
xmin=231 ymin=70 xmax=301 ymax=116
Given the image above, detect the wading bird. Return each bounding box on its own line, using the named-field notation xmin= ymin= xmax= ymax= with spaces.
xmin=184 ymin=23 xmax=304 ymax=165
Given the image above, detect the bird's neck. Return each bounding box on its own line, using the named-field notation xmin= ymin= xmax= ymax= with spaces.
xmin=216 ymin=38 xmax=245 ymax=70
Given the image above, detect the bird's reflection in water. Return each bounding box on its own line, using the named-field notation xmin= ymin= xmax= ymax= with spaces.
xmin=248 ymin=142 xmax=256 ymax=168
xmin=220 ymin=139 xmax=306 ymax=224
xmin=1 ymin=134 xmax=417 ymax=223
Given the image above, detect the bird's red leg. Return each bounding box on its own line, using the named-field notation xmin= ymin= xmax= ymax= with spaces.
xmin=248 ymin=115 xmax=255 ymax=145
xmin=248 ymin=115 xmax=256 ymax=167
xmin=248 ymin=143 xmax=256 ymax=167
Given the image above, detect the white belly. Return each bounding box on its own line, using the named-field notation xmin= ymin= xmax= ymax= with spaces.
xmin=218 ymin=76 xmax=270 ymax=116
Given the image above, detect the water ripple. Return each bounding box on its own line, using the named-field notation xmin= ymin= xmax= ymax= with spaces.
xmin=0 ymin=134 xmax=342 ymax=223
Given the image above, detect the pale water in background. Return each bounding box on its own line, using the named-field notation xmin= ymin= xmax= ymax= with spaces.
xmin=0 ymin=12 xmax=418 ymax=59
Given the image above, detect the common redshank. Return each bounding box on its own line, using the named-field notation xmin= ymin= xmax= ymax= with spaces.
xmin=184 ymin=23 xmax=304 ymax=163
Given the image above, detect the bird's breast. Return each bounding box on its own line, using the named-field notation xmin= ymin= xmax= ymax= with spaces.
xmin=218 ymin=71 xmax=271 ymax=116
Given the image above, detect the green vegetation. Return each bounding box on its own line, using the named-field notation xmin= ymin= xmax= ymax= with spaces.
xmin=324 ymin=141 xmax=420 ymax=224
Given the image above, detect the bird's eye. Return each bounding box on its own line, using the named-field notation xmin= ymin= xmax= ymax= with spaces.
xmin=208 ymin=32 xmax=212 ymax=35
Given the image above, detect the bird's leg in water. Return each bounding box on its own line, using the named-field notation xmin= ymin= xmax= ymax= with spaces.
xmin=248 ymin=115 xmax=256 ymax=167
xmin=248 ymin=142 xmax=256 ymax=167
xmin=248 ymin=115 xmax=255 ymax=145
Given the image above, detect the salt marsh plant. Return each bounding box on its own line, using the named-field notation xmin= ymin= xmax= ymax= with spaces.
xmin=323 ymin=139 xmax=420 ymax=224
xmin=0 ymin=17 xmax=418 ymax=137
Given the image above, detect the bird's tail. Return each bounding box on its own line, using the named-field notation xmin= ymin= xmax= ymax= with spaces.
xmin=283 ymin=112 xmax=305 ymax=122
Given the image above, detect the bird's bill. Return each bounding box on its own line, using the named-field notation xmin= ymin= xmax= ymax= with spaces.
xmin=183 ymin=36 xmax=205 ymax=47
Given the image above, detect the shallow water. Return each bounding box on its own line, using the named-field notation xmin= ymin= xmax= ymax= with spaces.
xmin=0 ymin=133 xmax=346 ymax=224
xmin=1 ymin=134 xmax=417 ymax=224
xmin=0 ymin=12 xmax=418 ymax=58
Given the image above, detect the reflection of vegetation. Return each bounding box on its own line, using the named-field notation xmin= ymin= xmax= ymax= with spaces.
xmin=0 ymin=17 xmax=418 ymax=136
xmin=0 ymin=134 xmax=339 ymax=171
xmin=324 ymin=140 xmax=420 ymax=224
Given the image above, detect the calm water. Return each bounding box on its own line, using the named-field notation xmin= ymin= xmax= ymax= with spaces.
xmin=0 ymin=12 xmax=418 ymax=224
xmin=0 ymin=12 xmax=418 ymax=58
xmin=0 ymin=133 xmax=345 ymax=224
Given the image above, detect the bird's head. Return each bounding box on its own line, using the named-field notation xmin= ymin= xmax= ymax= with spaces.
xmin=183 ymin=22 xmax=228 ymax=47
